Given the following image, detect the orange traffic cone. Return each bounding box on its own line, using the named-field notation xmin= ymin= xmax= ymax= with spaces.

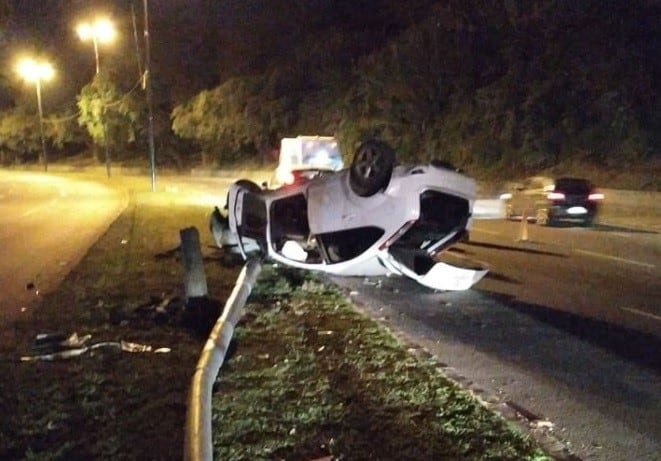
xmin=518 ymin=210 xmax=529 ymax=242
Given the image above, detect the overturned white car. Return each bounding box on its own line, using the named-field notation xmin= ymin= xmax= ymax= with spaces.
xmin=210 ymin=139 xmax=487 ymax=290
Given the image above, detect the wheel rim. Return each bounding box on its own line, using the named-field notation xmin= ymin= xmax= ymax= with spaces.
xmin=353 ymin=146 xmax=383 ymax=180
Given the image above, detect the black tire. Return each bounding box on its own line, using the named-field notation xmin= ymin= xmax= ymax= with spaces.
xmin=349 ymin=139 xmax=396 ymax=197
xmin=223 ymin=179 xmax=262 ymax=210
xmin=234 ymin=179 xmax=262 ymax=193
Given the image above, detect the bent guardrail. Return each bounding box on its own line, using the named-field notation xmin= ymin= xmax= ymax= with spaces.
xmin=184 ymin=257 xmax=262 ymax=461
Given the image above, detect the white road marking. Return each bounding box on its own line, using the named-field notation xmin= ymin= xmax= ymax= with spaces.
xmin=573 ymin=249 xmax=655 ymax=269
xmin=620 ymin=307 xmax=661 ymax=322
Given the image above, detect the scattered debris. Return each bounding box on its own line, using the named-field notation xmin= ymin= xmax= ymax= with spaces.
xmin=132 ymin=294 xmax=184 ymax=325
xmin=20 ymin=332 xmax=170 ymax=362
xmin=154 ymin=246 xmax=181 ymax=260
xmin=534 ymin=420 xmax=555 ymax=429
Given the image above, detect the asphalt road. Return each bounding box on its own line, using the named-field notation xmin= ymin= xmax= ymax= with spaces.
xmin=0 ymin=171 xmax=127 ymax=351
xmin=466 ymin=218 xmax=660 ymax=337
xmin=329 ymin=217 xmax=660 ymax=461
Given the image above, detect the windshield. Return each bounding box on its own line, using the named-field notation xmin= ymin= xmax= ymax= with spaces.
xmin=554 ymin=178 xmax=592 ymax=194
xmin=301 ymin=139 xmax=343 ymax=170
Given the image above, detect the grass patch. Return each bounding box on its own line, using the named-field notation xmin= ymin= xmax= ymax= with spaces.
xmin=0 ymin=184 xmax=238 ymax=461
xmin=212 ymin=268 xmax=551 ymax=460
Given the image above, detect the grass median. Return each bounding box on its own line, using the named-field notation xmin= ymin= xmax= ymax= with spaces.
xmin=0 ymin=181 xmax=551 ymax=460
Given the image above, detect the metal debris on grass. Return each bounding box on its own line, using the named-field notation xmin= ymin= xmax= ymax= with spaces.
xmin=19 ymin=332 xmax=171 ymax=362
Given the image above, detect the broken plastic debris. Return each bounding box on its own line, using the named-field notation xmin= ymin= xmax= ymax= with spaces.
xmin=20 ymin=332 xmax=170 ymax=362
xmin=32 ymin=332 xmax=91 ymax=353
xmin=121 ymin=341 xmax=152 ymax=353
xmin=534 ymin=420 xmax=555 ymax=429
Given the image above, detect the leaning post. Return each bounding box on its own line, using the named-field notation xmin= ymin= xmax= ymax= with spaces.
xmin=180 ymin=226 xmax=209 ymax=301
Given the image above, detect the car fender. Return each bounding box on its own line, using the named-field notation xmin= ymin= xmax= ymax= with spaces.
xmin=380 ymin=252 xmax=487 ymax=291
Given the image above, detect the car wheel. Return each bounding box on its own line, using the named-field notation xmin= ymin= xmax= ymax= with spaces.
xmin=223 ymin=179 xmax=262 ymax=211
xmin=235 ymin=179 xmax=262 ymax=193
xmin=535 ymin=208 xmax=549 ymax=226
xmin=349 ymin=139 xmax=396 ymax=197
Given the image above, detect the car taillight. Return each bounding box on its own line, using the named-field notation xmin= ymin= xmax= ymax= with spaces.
xmin=283 ymin=172 xmax=295 ymax=185
xmin=588 ymin=193 xmax=604 ymax=201
xmin=379 ymin=220 xmax=416 ymax=250
xmin=546 ymin=192 xmax=565 ymax=200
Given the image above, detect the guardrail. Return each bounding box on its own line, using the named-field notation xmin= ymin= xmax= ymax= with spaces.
xmin=184 ymin=257 xmax=262 ymax=461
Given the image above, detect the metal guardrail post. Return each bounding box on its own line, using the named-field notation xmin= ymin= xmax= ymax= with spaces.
xmin=180 ymin=227 xmax=209 ymax=301
xmin=184 ymin=257 xmax=262 ymax=461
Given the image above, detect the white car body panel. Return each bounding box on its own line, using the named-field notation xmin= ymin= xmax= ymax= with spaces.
xmin=217 ymin=161 xmax=487 ymax=291
xmin=380 ymin=252 xmax=488 ymax=291
xmin=306 ymin=170 xmax=419 ymax=236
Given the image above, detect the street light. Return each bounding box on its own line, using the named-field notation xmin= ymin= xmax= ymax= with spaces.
xmin=76 ymin=18 xmax=116 ymax=74
xmin=77 ymin=17 xmax=115 ymax=177
xmin=17 ymin=58 xmax=54 ymax=171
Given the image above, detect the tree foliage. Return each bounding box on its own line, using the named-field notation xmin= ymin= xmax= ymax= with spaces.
xmin=0 ymin=108 xmax=82 ymax=164
xmin=171 ymin=0 xmax=659 ymax=174
xmin=0 ymin=1 xmax=658 ymax=173
xmin=171 ymin=70 xmax=304 ymax=165
xmin=0 ymin=109 xmax=39 ymax=163
xmin=76 ymin=73 xmax=142 ymax=160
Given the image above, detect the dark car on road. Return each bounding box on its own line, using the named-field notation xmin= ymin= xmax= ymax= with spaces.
xmin=500 ymin=176 xmax=604 ymax=226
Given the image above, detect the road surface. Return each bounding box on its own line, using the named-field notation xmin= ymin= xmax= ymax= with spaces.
xmin=329 ymin=217 xmax=660 ymax=461
xmin=0 ymin=171 xmax=127 ymax=352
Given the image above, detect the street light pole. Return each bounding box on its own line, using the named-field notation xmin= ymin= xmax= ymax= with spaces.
xmin=92 ymin=35 xmax=100 ymax=74
xmin=77 ymin=18 xmax=115 ymax=177
xmin=35 ymin=78 xmax=48 ymax=171
xmin=17 ymin=58 xmax=53 ymax=172
xmin=77 ymin=18 xmax=115 ymax=75
xmin=143 ymin=0 xmax=157 ymax=192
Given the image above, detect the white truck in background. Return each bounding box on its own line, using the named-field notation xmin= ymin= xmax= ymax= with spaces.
xmin=272 ymin=136 xmax=344 ymax=187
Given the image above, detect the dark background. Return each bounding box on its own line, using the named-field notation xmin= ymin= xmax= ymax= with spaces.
xmin=1 ymin=1 xmax=659 ymax=181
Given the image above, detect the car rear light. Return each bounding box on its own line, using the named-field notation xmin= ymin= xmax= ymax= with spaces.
xmin=588 ymin=192 xmax=605 ymax=201
xmin=546 ymin=192 xmax=565 ymax=200
xmin=379 ymin=220 xmax=416 ymax=250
